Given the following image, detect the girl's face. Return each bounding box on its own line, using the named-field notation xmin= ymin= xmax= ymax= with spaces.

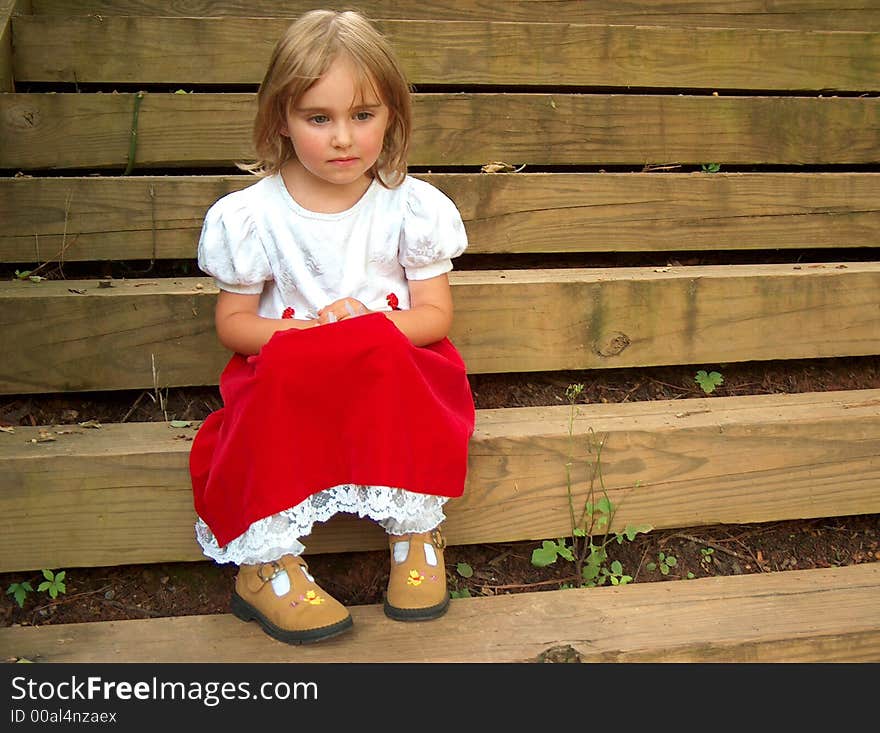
xmin=280 ymin=56 xmax=390 ymax=198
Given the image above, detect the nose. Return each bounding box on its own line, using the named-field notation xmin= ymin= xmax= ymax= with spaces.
xmin=332 ymin=121 xmax=352 ymax=148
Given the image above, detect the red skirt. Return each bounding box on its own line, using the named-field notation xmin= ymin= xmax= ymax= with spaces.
xmin=189 ymin=313 xmax=475 ymax=548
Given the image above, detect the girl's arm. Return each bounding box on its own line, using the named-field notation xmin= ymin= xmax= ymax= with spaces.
xmin=214 ymin=290 xmax=316 ymax=355
xmin=385 ymin=273 xmax=454 ymax=347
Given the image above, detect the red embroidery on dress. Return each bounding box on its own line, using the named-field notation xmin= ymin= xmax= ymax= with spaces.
xmin=386 ymin=293 xmax=400 ymax=310
xmin=281 ymin=307 xmax=295 ymax=319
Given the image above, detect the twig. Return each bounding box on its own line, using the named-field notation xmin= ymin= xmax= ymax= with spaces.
xmin=482 ymin=575 xmax=580 ymax=591
xmin=121 ymin=391 xmax=147 ymax=423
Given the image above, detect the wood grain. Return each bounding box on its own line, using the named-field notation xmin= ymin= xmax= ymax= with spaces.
xmin=2 ymin=264 xmax=879 ymax=393
xmin=3 ymin=93 xmax=878 ymax=170
xmin=30 ymin=0 xmax=880 ymax=31
xmin=13 ymin=16 xmax=880 ymax=91
xmin=3 ymin=173 xmax=879 ymax=262
xmin=1 ymin=390 xmax=878 ymax=571
xmin=1 ymin=564 xmax=876 ymax=662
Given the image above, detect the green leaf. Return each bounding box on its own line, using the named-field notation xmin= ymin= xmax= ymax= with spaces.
xmin=660 ymin=564 xmax=670 ymax=575
xmin=55 ymin=571 xmax=66 ymax=583
xmin=14 ymin=269 xmax=32 ymax=280
xmin=37 ymin=581 xmax=51 ymax=592
xmin=610 ymin=560 xmax=623 ymax=575
xmin=170 ymin=420 xmax=193 ymax=428
xmin=596 ymin=496 xmax=613 ymax=514
xmin=42 ymin=569 xmax=54 ymax=581
xmin=619 ymin=575 xmax=633 ymax=584
xmin=531 ymin=542 xmax=559 ymax=567
xmin=581 ymin=563 xmax=600 ymax=581
xmin=695 ymin=370 xmax=724 ymax=394
xmin=623 ymin=524 xmax=653 ymax=541
xmin=646 ymin=562 xmax=657 ymax=571
xmin=666 ymin=556 xmax=678 ymax=567
xmin=572 ymin=528 xmax=587 ymax=537
xmin=556 ymin=543 xmax=574 ymax=562
xmin=455 ymin=562 xmax=473 ymax=578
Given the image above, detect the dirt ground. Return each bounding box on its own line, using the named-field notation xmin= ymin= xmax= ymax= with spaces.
xmin=2 ymin=355 xmax=879 ymax=629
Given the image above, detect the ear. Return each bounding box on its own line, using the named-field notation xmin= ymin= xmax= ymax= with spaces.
xmin=279 ymin=122 xmax=290 ymax=138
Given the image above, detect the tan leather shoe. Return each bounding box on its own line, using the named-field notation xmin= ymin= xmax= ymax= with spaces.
xmin=231 ymin=555 xmax=352 ymax=644
xmin=384 ymin=528 xmax=450 ymax=621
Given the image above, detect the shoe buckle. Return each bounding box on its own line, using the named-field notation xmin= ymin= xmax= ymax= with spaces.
xmin=256 ymin=560 xmax=284 ymax=583
xmin=430 ymin=528 xmax=446 ymax=550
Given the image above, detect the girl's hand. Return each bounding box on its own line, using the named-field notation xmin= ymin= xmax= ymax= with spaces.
xmin=317 ymin=297 xmax=371 ymax=325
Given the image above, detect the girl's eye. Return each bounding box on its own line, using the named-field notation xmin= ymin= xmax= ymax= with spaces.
xmin=309 ymin=115 xmax=330 ymax=124
xmin=354 ymin=111 xmax=373 ymax=121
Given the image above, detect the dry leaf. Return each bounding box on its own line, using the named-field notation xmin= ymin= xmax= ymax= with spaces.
xmin=0 ymin=426 xmax=14 ymax=434
xmin=77 ymin=419 xmax=102 ymax=429
xmin=480 ymin=161 xmax=526 ymax=174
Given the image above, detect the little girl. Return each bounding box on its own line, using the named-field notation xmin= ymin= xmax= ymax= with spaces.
xmin=189 ymin=9 xmax=475 ymax=644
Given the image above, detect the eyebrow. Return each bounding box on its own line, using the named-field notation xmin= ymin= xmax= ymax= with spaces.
xmin=295 ymin=102 xmax=384 ymax=113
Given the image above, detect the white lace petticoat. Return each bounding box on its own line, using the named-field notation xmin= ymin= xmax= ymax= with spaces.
xmin=195 ymin=483 xmax=448 ymax=565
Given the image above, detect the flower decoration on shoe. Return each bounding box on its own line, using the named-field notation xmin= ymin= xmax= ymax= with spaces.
xmin=281 ymin=306 xmax=295 ymax=319
xmin=302 ymin=590 xmax=325 ymax=605
xmin=386 ymin=292 xmax=400 ymax=310
xmin=407 ymin=570 xmax=424 ymax=587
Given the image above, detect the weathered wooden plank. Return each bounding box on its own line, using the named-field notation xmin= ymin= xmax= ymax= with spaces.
xmin=0 ymin=0 xmax=30 ymax=92
xmin=3 ymin=173 xmax=879 ymax=263
xmin=28 ymin=1 xmax=880 ymax=32
xmin=2 ymin=264 xmax=879 ymax=393
xmin=14 ymin=16 xmax=880 ymax=91
xmin=3 ymin=93 xmax=878 ymax=170
xmin=1 ymin=390 xmax=878 ymax=571
xmin=1 ymin=564 xmax=877 ymax=662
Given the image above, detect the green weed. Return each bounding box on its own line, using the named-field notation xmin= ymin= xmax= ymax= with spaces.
xmin=6 ymin=569 xmax=68 ymax=608
xmin=646 ymin=552 xmax=678 ymax=576
xmin=531 ymin=383 xmax=652 ymax=587
xmin=695 ymin=369 xmax=724 ymax=394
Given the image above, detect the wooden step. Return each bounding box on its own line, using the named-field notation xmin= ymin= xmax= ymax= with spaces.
xmin=3 ymin=264 xmax=879 ymax=393
xmin=2 ymin=390 xmax=879 ymax=573
xmin=13 ymin=16 xmax=879 ymax=91
xmin=2 ymin=564 xmax=877 ymax=662
xmin=27 ymin=0 xmax=880 ymax=32
xmin=3 ymin=93 xmax=879 ymax=171
xmin=4 ymin=173 xmax=879 ymax=262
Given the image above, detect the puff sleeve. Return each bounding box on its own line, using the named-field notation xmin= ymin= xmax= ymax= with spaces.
xmin=197 ymin=195 xmax=272 ymax=295
xmin=399 ymin=178 xmax=468 ymax=281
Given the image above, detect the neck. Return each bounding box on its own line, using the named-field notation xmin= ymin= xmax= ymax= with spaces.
xmin=280 ymin=162 xmax=373 ymax=214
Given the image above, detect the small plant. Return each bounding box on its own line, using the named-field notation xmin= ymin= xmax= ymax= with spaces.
xmin=700 ymin=547 xmax=715 ymax=571
xmin=449 ymin=587 xmax=472 ymax=599
xmin=6 ymin=581 xmax=34 ymax=608
xmin=646 ymin=552 xmax=678 ymax=576
xmin=701 ymin=162 xmax=721 ymax=173
xmin=695 ymin=369 xmax=724 ymax=394
xmin=6 ymin=569 xmax=68 ymax=608
xmin=530 ymin=383 xmax=652 ymax=588
xmin=37 ymin=569 xmax=67 ymax=599
xmin=455 ymin=562 xmax=474 ymax=579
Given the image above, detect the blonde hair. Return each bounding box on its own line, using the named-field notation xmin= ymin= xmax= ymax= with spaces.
xmin=241 ymin=9 xmax=412 ymax=188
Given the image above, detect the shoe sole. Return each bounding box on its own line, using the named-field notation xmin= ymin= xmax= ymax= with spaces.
xmin=383 ymin=593 xmax=450 ymax=622
xmin=231 ymin=591 xmax=353 ymax=644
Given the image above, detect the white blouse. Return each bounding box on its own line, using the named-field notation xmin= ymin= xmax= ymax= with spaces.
xmin=197 ymin=173 xmax=468 ymax=319
xmin=194 ymin=173 xmax=469 ymax=564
